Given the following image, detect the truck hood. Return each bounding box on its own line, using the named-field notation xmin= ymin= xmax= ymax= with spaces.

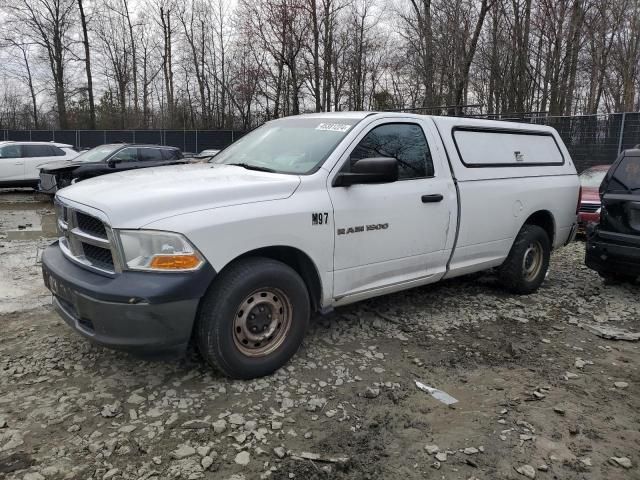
xmin=56 ymin=164 xmax=301 ymax=228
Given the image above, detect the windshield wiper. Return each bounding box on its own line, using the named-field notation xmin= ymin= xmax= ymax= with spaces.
xmin=227 ymin=163 xmax=278 ymax=173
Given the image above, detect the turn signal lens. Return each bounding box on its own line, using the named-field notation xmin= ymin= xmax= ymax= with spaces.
xmin=149 ymin=254 xmax=202 ymax=270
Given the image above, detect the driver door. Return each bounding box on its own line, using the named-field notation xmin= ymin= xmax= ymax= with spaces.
xmin=329 ymin=120 xmax=452 ymax=298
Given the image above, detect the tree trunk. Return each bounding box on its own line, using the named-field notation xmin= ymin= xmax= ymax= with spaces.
xmin=453 ymin=0 xmax=492 ymax=112
xmin=123 ymin=0 xmax=139 ymax=122
xmin=160 ymin=6 xmax=174 ymax=127
xmin=77 ymin=0 xmax=95 ymax=128
xmin=408 ymin=0 xmax=433 ymax=106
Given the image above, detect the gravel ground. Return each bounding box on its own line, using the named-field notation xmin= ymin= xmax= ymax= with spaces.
xmin=1 ymin=190 xmax=639 ymax=480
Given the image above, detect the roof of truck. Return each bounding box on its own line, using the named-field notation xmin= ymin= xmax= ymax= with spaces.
xmin=296 ymin=111 xmax=375 ymax=120
xmin=294 ymin=111 xmax=557 ymax=134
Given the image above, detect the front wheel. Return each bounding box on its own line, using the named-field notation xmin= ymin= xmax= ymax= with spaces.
xmin=499 ymin=225 xmax=551 ymax=294
xmin=196 ymin=257 xmax=310 ymax=379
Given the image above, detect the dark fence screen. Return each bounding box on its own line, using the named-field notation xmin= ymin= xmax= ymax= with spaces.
xmin=504 ymin=112 xmax=639 ymax=172
xmin=1 ymin=129 xmax=245 ymax=155
xmin=3 ymin=113 xmax=639 ymax=172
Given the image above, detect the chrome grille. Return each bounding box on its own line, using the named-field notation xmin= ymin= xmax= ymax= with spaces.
xmin=76 ymin=212 xmax=108 ymax=239
xmin=81 ymin=243 xmax=114 ymax=270
xmin=55 ymin=201 xmax=118 ymax=275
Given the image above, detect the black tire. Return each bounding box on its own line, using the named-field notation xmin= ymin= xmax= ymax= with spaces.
xmin=498 ymin=225 xmax=551 ymax=294
xmin=196 ymin=257 xmax=310 ymax=379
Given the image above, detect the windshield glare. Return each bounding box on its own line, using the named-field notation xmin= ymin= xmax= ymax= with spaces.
xmin=580 ymin=168 xmax=608 ymax=187
xmin=73 ymin=145 xmax=122 ymax=163
xmin=212 ymin=118 xmax=359 ymax=174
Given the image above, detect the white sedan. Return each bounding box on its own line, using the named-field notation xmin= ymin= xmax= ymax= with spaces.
xmin=0 ymin=141 xmax=78 ymax=188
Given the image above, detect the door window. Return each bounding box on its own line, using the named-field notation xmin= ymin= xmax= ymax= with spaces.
xmin=110 ymin=147 xmax=138 ymax=163
xmin=23 ymin=145 xmax=54 ymax=157
xmin=139 ymin=148 xmax=164 ymax=162
xmin=0 ymin=145 xmax=21 ymax=158
xmin=162 ymin=149 xmax=181 ymax=160
xmin=347 ymin=123 xmax=434 ymax=179
xmin=51 ymin=146 xmax=67 ymax=156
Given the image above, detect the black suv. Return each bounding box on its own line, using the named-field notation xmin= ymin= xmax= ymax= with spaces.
xmin=585 ymin=146 xmax=640 ymax=282
xmin=38 ymin=144 xmax=185 ymax=193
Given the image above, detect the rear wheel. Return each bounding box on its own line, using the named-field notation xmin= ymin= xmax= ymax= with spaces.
xmin=499 ymin=225 xmax=551 ymax=294
xmin=196 ymin=257 xmax=310 ymax=379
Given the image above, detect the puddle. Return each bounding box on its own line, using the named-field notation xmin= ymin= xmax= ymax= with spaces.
xmin=1 ymin=210 xmax=58 ymax=240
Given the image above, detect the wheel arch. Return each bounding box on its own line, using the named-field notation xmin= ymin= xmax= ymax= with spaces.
xmin=522 ymin=210 xmax=555 ymax=246
xmin=226 ymin=246 xmax=323 ymax=313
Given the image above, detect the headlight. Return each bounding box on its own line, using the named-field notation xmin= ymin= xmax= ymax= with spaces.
xmin=117 ymin=230 xmax=204 ymax=272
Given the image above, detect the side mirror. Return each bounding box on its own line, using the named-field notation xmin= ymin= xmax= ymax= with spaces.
xmin=107 ymin=158 xmax=118 ymax=168
xmin=333 ymin=157 xmax=399 ymax=187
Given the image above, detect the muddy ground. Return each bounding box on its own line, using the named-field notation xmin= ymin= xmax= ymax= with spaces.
xmin=0 ymin=189 xmax=638 ymax=480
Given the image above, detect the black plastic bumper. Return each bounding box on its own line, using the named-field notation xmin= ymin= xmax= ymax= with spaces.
xmin=585 ymin=233 xmax=640 ymax=277
xmin=41 ymin=241 xmax=216 ymax=353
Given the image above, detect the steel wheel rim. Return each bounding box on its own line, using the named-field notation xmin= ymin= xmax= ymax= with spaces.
xmin=233 ymin=287 xmax=293 ymax=357
xmin=522 ymin=241 xmax=543 ymax=282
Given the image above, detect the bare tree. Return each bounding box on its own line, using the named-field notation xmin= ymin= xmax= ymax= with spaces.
xmin=7 ymin=0 xmax=76 ymax=128
xmin=157 ymin=1 xmax=176 ymax=126
xmin=1 ymin=37 xmax=40 ymax=128
xmin=452 ymin=0 xmax=494 ymax=112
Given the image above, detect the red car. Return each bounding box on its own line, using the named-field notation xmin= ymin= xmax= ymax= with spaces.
xmin=577 ymin=165 xmax=610 ymax=231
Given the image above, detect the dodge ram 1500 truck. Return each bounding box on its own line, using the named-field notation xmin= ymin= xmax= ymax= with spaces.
xmin=41 ymin=112 xmax=580 ymax=379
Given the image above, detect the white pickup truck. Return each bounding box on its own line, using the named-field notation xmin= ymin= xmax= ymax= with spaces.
xmin=41 ymin=112 xmax=579 ymax=378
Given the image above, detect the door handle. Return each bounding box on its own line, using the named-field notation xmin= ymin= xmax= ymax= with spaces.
xmin=15 ymin=162 xmax=24 ymax=165
xmin=421 ymin=194 xmax=443 ymax=203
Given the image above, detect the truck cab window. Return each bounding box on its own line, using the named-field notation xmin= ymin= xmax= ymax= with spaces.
xmin=348 ymin=123 xmax=434 ymax=179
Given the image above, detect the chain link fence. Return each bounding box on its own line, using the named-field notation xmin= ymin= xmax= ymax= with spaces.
xmin=0 ymin=129 xmax=245 ymax=155
xmin=3 ymin=112 xmax=639 ymax=172
xmin=494 ymin=112 xmax=640 ymax=172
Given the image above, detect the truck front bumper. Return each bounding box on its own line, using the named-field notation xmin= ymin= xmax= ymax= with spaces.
xmin=41 ymin=241 xmax=216 ymax=353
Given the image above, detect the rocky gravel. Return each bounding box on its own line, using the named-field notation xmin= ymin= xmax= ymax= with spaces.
xmin=1 ymin=191 xmax=639 ymax=479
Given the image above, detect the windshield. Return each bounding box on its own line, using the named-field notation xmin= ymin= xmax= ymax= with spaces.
xmin=211 ymin=117 xmax=359 ymax=174
xmin=72 ymin=145 xmax=122 ymax=163
xmin=580 ymin=168 xmax=608 ymax=187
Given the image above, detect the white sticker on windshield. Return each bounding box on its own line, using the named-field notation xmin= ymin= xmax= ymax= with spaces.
xmin=316 ymin=123 xmax=352 ymax=133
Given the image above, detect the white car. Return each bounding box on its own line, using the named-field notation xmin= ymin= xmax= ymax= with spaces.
xmin=198 ymin=149 xmax=221 ymax=157
xmin=192 ymin=149 xmax=221 ymax=162
xmin=42 ymin=112 xmax=579 ymax=379
xmin=0 ymin=141 xmax=78 ymax=188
